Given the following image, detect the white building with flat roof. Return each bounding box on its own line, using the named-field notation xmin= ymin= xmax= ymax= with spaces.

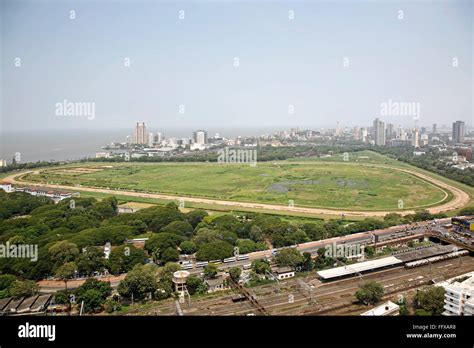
xmin=360 ymin=301 xmax=400 ymax=316
xmin=440 ymin=272 xmax=474 ymax=316
xmin=272 ymin=267 xmax=295 ymax=280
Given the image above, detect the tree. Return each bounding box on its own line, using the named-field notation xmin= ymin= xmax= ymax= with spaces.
xmin=186 ymin=209 xmax=208 ymax=228
xmin=212 ymin=214 xmax=240 ymax=231
xmin=75 ymin=278 xmax=111 ymax=301
xmin=65 ymin=215 xmax=98 ymax=232
xmin=192 ymin=228 xmax=220 ymax=246
xmin=364 ymin=246 xmax=375 ymax=258
xmin=0 ymin=274 xmax=16 ymax=298
xmin=76 ymin=246 xmax=106 ymax=276
xmin=145 ymin=233 xmax=185 ymax=254
xmin=229 ymin=267 xmax=242 ymax=282
xmin=179 ymin=241 xmax=198 ymax=255
xmin=95 ymin=197 xmax=118 ymax=218
xmin=300 ymin=252 xmax=314 ymax=272
xmin=413 ymin=286 xmax=445 ymax=316
xmin=53 ymin=290 xmax=69 ymax=305
xmin=160 ymin=247 xmax=180 ymax=263
xmin=251 ymin=259 xmax=271 ymax=274
xmin=148 ymin=206 xmax=184 ymax=232
xmin=160 ymin=221 xmax=193 ymax=237
xmin=412 ymin=210 xmax=433 ymax=222
xmin=9 ymin=280 xmax=38 ymax=299
xmin=236 ymin=239 xmax=256 ymax=254
xmin=203 ymin=264 xmax=219 ymax=279
xmin=107 ymin=245 xmax=147 ymax=275
xmin=104 ymin=297 xmax=122 ymax=313
xmin=55 ymin=262 xmax=77 ymax=291
xmin=186 ymin=275 xmax=207 ymax=295
xmin=302 ymin=223 xmax=325 ymax=240
xmin=249 ymin=225 xmax=264 ymax=242
xmin=195 ymin=241 xmax=233 ymax=261
xmin=219 ymin=231 xmax=238 ymax=246
xmin=77 ymin=289 xmax=103 ymax=313
xmin=275 ymin=248 xmax=304 ymax=269
xmin=355 ymin=281 xmax=384 ymax=305
xmin=117 ymin=264 xmax=158 ymax=300
xmin=285 ymin=229 xmax=309 ymax=245
xmin=48 ymin=241 xmax=79 ymax=268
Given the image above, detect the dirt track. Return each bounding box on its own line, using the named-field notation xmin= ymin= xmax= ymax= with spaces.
xmin=4 ymin=163 xmax=471 ymax=218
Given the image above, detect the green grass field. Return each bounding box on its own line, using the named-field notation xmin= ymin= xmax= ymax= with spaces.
xmin=22 ymin=152 xmax=449 ymax=211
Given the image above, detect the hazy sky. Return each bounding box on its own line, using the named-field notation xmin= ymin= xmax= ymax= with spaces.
xmin=1 ymin=0 xmax=473 ymax=132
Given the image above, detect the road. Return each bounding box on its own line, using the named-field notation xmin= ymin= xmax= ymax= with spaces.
xmin=37 ymin=274 xmax=126 ymax=293
xmin=4 ymin=162 xmax=471 ymax=218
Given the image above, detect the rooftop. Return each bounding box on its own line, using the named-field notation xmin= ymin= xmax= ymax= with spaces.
xmin=273 ymin=266 xmax=294 ymax=274
xmin=317 ymin=256 xmax=403 ymax=280
xmin=360 ymin=301 xmax=400 ymax=316
xmin=205 ymin=277 xmax=226 ymax=286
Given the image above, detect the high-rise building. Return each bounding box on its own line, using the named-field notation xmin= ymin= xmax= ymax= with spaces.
xmin=125 ymin=135 xmax=131 ymax=144
xmin=412 ymin=129 xmax=420 ymax=148
xmin=352 ymin=127 xmax=360 ymax=141
xmin=335 ymin=122 xmax=341 ymax=136
xmin=452 ymin=121 xmax=465 ymax=144
xmin=361 ymin=128 xmax=368 ymax=143
xmin=133 ymin=122 xmax=148 ymax=145
xmin=433 ymin=123 xmax=438 ymax=134
xmin=397 ymin=125 xmax=404 ymax=139
xmin=385 ymin=123 xmax=395 ymax=141
xmin=193 ymin=130 xmax=208 ymax=145
xmin=373 ymin=118 xmax=385 ymax=146
xmin=154 ymin=132 xmax=163 ymax=144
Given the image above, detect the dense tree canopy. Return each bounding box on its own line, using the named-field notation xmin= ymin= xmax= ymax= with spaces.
xmin=355 ymin=281 xmax=384 ymax=305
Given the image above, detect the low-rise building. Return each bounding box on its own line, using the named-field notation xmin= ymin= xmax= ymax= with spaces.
xmin=95 ymin=152 xmax=111 ymax=159
xmin=125 ymin=238 xmax=148 ymax=249
xmin=205 ymin=276 xmax=230 ymax=293
xmin=12 ymin=186 xmax=78 ymax=203
xmin=0 ymin=181 xmax=13 ymax=193
xmin=117 ymin=205 xmax=139 ymax=214
xmin=272 ymin=267 xmax=295 ymax=280
xmin=360 ymin=301 xmax=400 ymax=316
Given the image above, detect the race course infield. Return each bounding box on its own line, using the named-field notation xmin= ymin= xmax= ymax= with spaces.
xmin=4 ymin=160 xmax=471 ymax=218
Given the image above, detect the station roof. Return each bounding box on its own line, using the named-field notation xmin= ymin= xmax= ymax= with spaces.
xmin=317 ymin=256 xmax=403 ymax=280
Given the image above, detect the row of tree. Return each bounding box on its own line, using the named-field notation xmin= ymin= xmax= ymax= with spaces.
xmin=355 ymin=280 xmax=446 ymax=316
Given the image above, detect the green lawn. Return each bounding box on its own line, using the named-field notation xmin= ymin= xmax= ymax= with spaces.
xmin=22 ymin=156 xmax=448 ymax=211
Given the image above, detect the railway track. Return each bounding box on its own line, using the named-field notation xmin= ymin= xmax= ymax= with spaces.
xmin=182 ymin=256 xmax=474 ymax=316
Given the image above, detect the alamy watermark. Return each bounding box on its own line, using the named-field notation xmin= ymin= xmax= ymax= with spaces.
xmin=55 ymin=99 xmax=95 ymax=120
xmin=324 ymin=242 xmax=364 ymax=260
xmin=380 ymin=99 xmax=420 ymax=120
xmin=217 ymin=147 xmax=257 ymax=167
xmin=0 ymin=242 xmax=38 ymax=262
